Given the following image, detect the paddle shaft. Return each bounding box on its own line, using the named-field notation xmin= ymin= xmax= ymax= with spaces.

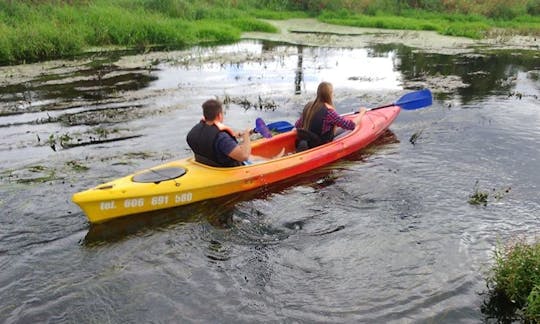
xmin=345 ymin=89 xmax=432 ymax=116
xmin=342 ymin=104 xmax=394 ymax=116
xmin=254 ymin=89 xmax=432 ymax=134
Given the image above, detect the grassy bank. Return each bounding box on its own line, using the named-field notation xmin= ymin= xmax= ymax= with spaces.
xmin=484 ymin=240 xmax=540 ymax=322
xmin=0 ymin=0 xmax=283 ymax=65
xmin=0 ymin=0 xmax=539 ymax=65
xmin=319 ymin=9 xmax=540 ymax=39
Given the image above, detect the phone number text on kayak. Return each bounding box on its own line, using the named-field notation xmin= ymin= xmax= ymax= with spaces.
xmin=99 ymin=193 xmax=193 ymax=210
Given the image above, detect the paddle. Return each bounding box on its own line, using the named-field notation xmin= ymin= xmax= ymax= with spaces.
xmin=343 ymin=88 xmax=433 ymax=116
xmin=371 ymin=88 xmax=432 ymax=111
xmin=254 ymin=89 xmax=432 ymax=137
xmin=254 ymin=117 xmax=273 ymax=138
xmin=253 ymin=119 xmax=295 ymax=138
xmin=267 ymin=121 xmax=294 ymax=133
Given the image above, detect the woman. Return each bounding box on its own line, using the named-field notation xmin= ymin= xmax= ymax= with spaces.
xmin=295 ymin=82 xmax=367 ymax=151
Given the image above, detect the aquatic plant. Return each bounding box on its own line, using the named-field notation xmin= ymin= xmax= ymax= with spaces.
xmin=66 ymin=160 xmax=89 ymax=172
xmin=469 ymin=181 xmax=489 ymax=206
xmin=223 ymin=95 xmax=278 ymax=111
xmin=45 ymin=132 xmax=78 ymax=150
xmin=409 ymin=129 xmax=424 ymax=145
xmin=483 ymin=239 xmax=540 ymax=322
xmin=13 ymin=165 xmax=57 ymax=184
xmin=468 ymin=181 xmax=511 ymax=206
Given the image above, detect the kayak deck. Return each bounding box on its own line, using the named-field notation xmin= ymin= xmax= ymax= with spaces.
xmin=72 ymin=106 xmax=400 ymax=224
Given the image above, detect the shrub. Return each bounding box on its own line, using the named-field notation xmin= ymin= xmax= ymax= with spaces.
xmin=485 ymin=240 xmax=540 ymax=322
xmin=527 ymin=285 xmax=540 ymax=322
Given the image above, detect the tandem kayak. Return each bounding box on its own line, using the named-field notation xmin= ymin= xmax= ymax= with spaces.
xmin=72 ymin=106 xmax=401 ymax=223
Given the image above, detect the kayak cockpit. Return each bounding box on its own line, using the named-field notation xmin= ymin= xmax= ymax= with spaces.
xmin=132 ymin=167 xmax=187 ymax=183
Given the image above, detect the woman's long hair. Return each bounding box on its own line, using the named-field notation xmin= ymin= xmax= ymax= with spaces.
xmin=301 ymin=82 xmax=334 ymax=130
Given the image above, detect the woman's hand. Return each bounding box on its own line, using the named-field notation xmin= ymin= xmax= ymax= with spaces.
xmin=354 ymin=107 xmax=367 ymax=126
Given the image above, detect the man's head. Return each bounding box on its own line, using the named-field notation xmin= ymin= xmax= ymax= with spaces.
xmin=202 ymin=99 xmax=223 ymax=122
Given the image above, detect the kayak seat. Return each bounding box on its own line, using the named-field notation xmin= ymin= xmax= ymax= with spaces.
xmin=295 ymin=128 xmax=322 ymax=152
xmin=132 ymin=167 xmax=187 ymax=184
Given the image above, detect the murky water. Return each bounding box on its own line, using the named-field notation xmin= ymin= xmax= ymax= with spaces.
xmin=1 ymin=35 xmax=539 ymax=323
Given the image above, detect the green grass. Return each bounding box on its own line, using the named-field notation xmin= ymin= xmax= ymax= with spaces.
xmin=248 ymin=9 xmax=310 ymax=20
xmin=0 ymin=1 xmax=279 ymax=65
xmin=0 ymin=1 xmax=539 ymax=65
xmin=319 ymin=10 xmax=495 ymax=39
xmin=486 ymin=240 xmax=540 ymax=322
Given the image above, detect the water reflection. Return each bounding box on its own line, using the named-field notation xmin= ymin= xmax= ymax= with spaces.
xmin=83 ymin=199 xmax=234 ymax=246
xmin=149 ymin=40 xmax=402 ymax=96
xmin=295 ymin=45 xmax=304 ymax=95
xmin=371 ymin=43 xmax=540 ymax=102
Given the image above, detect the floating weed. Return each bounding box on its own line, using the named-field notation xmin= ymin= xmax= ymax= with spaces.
xmin=125 ymin=152 xmax=154 ymax=160
xmin=469 ymin=181 xmax=512 ymax=206
xmin=94 ymin=126 xmax=111 ymax=139
xmin=221 ymin=95 xmax=278 ymax=111
xmin=12 ymin=166 xmax=57 ymax=184
xmin=409 ymin=129 xmax=424 ymax=145
xmin=469 ymin=180 xmax=490 ymax=206
xmin=28 ymin=165 xmax=46 ymax=173
xmin=469 ymin=190 xmax=489 ymax=206
xmin=66 ymin=160 xmax=89 ymax=172
xmin=42 ymin=127 xmax=134 ymax=151
xmin=45 ymin=132 xmax=75 ymax=151
xmin=47 ymin=133 xmax=56 ymax=151
xmin=59 ymin=133 xmax=73 ymax=148
xmin=493 ymin=186 xmax=512 ymax=201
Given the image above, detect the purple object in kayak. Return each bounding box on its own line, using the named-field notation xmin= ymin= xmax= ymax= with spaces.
xmin=255 ymin=118 xmax=273 ymax=139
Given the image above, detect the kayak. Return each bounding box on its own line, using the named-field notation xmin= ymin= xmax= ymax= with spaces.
xmin=72 ymin=106 xmax=400 ymax=224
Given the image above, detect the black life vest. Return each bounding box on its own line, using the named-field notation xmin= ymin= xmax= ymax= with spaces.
xmin=186 ymin=121 xmax=243 ymax=167
xmin=296 ymin=105 xmax=334 ymax=151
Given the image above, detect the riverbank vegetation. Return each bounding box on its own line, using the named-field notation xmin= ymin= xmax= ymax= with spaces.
xmin=1 ymin=0 xmax=539 ymax=65
xmin=483 ymin=240 xmax=540 ymax=322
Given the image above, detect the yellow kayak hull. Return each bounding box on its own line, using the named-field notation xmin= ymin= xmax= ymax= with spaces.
xmin=72 ymin=106 xmax=400 ymax=224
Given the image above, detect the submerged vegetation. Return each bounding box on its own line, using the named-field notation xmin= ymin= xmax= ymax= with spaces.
xmin=468 ymin=181 xmax=511 ymax=206
xmin=483 ymin=240 xmax=540 ymax=322
xmin=0 ymin=0 xmax=539 ymax=65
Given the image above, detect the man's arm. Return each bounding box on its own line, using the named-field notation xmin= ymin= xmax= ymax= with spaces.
xmin=227 ymin=129 xmax=251 ymax=162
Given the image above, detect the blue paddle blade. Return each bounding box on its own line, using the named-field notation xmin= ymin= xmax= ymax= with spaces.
xmin=266 ymin=121 xmax=294 ymax=133
xmin=255 ymin=117 xmax=273 ymax=138
xmin=394 ymin=89 xmax=432 ymax=110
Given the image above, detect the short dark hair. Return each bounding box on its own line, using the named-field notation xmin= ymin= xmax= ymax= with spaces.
xmin=202 ymin=99 xmax=223 ymax=121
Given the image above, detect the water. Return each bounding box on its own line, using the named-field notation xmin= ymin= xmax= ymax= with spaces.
xmin=0 ymin=36 xmax=539 ymax=323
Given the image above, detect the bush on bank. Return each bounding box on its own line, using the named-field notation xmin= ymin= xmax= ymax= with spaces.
xmin=484 ymin=240 xmax=540 ymax=322
xmin=0 ymin=0 xmax=539 ymax=65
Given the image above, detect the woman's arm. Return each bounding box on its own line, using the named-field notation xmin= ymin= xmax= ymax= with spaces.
xmin=352 ymin=107 xmax=367 ymax=126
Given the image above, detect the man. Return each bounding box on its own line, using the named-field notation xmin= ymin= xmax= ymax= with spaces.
xmin=186 ymin=99 xmax=252 ymax=167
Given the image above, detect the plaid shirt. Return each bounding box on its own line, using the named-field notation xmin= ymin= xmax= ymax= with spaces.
xmin=295 ymin=108 xmax=356 ymax=134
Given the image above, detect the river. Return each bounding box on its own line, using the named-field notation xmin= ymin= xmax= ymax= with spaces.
xmin=0 ymin=20 xmax=539 ymax=323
